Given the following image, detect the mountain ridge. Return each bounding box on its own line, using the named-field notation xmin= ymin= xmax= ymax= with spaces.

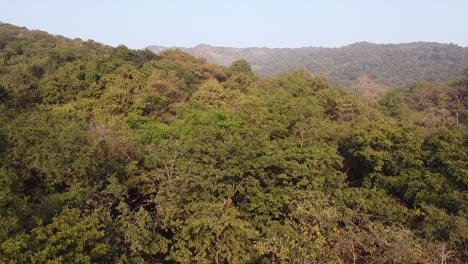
xmin=147 ymin=42 xmax=468 ymax=94
xmin=148 ymin=41 xmax=467 ymax=51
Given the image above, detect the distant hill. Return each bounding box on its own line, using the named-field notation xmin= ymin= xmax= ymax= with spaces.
xmin=147 ymin=42 xmax=468 ymax=96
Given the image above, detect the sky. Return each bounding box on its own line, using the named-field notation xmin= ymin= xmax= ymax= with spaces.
xmin=1 ymin=0 xmax=467 ymax=49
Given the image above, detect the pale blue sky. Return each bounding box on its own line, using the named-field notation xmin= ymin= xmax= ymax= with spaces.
xmin=1 ymin=0 xmax=467 ymax=49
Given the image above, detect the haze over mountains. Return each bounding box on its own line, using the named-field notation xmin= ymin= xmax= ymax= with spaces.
xmin=148 ymin=42 xmax=468 ymax=96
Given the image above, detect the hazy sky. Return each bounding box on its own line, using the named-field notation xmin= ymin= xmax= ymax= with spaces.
xmin=1 ymin=0 xmax=467 ymax=49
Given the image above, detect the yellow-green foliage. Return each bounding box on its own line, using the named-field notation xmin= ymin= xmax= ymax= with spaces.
xmin=0 ymin=23 xmax=466 ymax=263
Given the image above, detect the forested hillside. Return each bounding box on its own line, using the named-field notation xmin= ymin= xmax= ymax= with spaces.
xmin=147 ymin=42 xmax=468 ymax=90
xmin=1 ymin=23 xmax=467 ymax=263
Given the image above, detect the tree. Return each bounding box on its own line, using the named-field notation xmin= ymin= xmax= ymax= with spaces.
xmin=30 ymin=208 xmax=113 ymax=263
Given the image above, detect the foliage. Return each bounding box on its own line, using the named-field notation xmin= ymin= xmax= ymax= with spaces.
xmin=0 ymin=23 xmax=467 ymax=263
xmin=148 ymin=42 xmax=468 ymax=88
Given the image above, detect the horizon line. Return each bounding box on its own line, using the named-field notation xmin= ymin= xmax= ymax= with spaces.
xmin=145 ymin=41 xmax=468 ymax=50
xmin=2 ymin=22 xmax=467 ymax=50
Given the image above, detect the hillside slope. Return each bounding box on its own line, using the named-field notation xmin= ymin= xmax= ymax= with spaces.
xmin=1 ymin=23 xmax=467 ymax=263
xmin=148 ymin=42 xmax=468 ymax=89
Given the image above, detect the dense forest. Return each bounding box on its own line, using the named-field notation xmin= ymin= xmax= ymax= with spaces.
xmin=0 ymin=23 xmax=467 ymax=263
xmin=147 ymin=42 xmax=468 ymax=89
